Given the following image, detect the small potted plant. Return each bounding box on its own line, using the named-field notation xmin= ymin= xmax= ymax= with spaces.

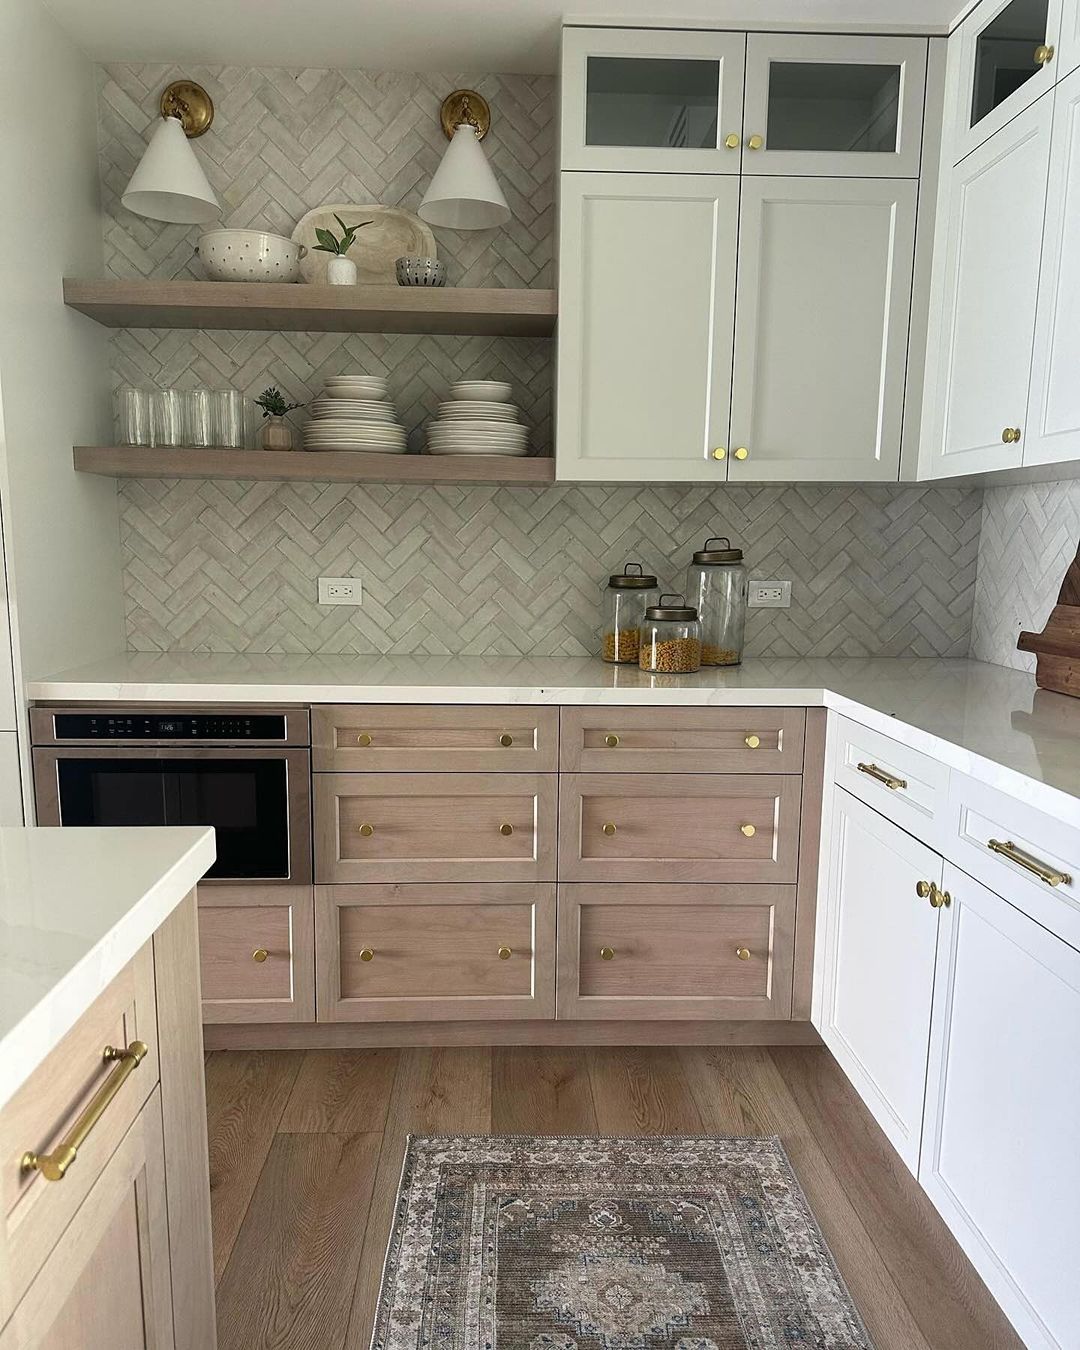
xmin=254 ymin=387 xmax=304 ymax=451
xmin=313 ymin=214 xmax=371 ymax=285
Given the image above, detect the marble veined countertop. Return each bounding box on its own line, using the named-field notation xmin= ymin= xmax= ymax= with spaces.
xmin=0 ymin=826 xmax=216 ymax=1108
xmin=28 ymin=653 xmax=1080 ymax=824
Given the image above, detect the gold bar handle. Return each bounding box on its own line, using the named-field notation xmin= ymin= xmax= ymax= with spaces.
xmin=856 ymin=761 xmax=907 ymax=791
xmin=22 ymin=1040 xmax=148 ymax=1182
xmin=988 ymin=838 xmax=1071 ymax=888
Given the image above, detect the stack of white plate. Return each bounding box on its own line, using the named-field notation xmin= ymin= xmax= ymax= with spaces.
xmin=425 ymin=379 xmax=530 ymax=457
xmin=303 ymin=374 xmax=406 ymax=453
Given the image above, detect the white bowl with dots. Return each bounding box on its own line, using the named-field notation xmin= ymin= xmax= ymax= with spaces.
xmin=196 ymin=229 xmax=307 ymax=283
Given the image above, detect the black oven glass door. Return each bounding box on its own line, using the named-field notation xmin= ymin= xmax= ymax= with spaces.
xmin=54 ymin=757 xmax=290 ymax=879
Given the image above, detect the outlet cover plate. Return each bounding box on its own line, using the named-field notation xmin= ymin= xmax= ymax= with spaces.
xmin=748 ymin=580 xmax=792 ymax=609
xmin=318 ymin=576 xmax=363 ymax=606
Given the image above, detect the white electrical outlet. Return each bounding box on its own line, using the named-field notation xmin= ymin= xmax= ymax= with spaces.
xmin=748 ymin=580 xmax=792 ymax=609
xmin=318 ymin=576 xmax=363 ymax=606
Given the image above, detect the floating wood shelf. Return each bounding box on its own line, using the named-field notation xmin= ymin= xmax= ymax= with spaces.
xmin=62 ymin=279 xmax=557 ymax=337
xmin=73 ymin=446 xmax=556 ymax=485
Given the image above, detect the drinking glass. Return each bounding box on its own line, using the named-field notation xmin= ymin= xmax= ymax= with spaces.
xmin=150 ymin=388 xmax=183 ymax=447
xmin=183 ymin=387 xmax=213 ymax=447
xmin=212 ymin=389 xmax=245 ymax=448
xmin=115 ymin=386 xmax=152 ymax=446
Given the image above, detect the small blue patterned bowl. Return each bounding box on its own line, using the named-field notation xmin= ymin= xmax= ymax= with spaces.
xmin=395 ymin=256 xmax=447 ymax=287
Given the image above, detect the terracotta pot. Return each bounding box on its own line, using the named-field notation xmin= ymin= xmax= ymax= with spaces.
xmin=260 ymin=416 xmax=294 ymax=451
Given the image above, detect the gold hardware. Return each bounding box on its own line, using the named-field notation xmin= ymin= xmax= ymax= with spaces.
xmin=857 ymin=761 xmax=907 ymax=790
xmin=252 ymin=948 xmax=269 ymax=963
xmin=712 ymin=447 xmax=727 ymax=460
xmin=439 ymin=89 xmax=491 ymax=140
xmin=748 ymin=134 xmax=764 ymax=150
xmin=745 ymin=734 xmax=761 ymax=749
xmin=740 ymin=823 xmax=756 ymax=837
xmin=602 ymin=822 xmax=617 ymax=836
xmin=358 ymin=822 xmax=375 ymax=837
xmin=1035 ymin=43 xmax=1055 ymax=64
xmin=604 ymin=733 xmax=620 ymax=747
xmin=927 ymin=882 xmax=951 ymax=908
xmin=499 ymin=733 xmax=514 ymax=746
xmin=988 ymin=838 xmax=1071 ymax=887
xmin=600 ymin=946 xmax=615 ymax=960
xmin=160 ymin=80 xmax=215 ymax=137
xmin=724 ymin=132 xmax=741 ymax=149
xmin=736 ymin=946 xmax=751 ymax=960
xmin=916 ymin=880 xmax=932 ymax=898
xmin=500 ymin=822 xmax=514 ymax=836
xmin=21 ymin=1041 xmax=148 ymax=1182
xmin=360 ymin=947 xmax=375 ymax=961
xmin=356 ymin=732 xmax=372 ymax=746
xmin=498 ymin=945 xmax=512 ymax=960
xmin=733 ymin=447 xmax=749 ymax=460
xmin=1001 ymin=426 xmax=1022 ymax=444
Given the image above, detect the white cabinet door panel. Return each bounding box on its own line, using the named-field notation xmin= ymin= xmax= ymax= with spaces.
xmin=728 ymin=177 xmax=915 ymax=482
xmin=921 ymin=864 xmax=1080 ymax=1350
xmin=1060 ymin=0 xmax=1080 ymax=75
xmin=818 ymin=788 xmax=942 ymax=1173
xmin=556 ymin=172 xmax=737 ymax=482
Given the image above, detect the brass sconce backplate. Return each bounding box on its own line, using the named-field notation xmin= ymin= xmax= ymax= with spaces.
xmin=439 ymin=88 xmax=491 ymax=140
xmin=160 ymin=79 xmax=215 ymax=137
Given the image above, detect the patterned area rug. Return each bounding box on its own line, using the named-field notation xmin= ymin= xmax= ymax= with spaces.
xmin=371 ymin=1135 xmax=873 ymax=1350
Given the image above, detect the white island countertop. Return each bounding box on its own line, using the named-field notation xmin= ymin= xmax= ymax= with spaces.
xmin=28 ymin=652 xmax=1080 ymax=824
xmin=0 ymin=826 xmax=216 ymax=1109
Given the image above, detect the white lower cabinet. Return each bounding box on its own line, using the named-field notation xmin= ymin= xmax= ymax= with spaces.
xmin=920 ymin=863 xmax=1080 ymax=1350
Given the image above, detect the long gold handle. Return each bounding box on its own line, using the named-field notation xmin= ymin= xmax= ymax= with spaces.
xmin=733 ymin=447 xmax=749 ymax=460
xmin=988 ymin=838 xmax=1071 ymax=887
xmin=1035 ymin=43 xmax=1055 ymax=64
xmin=358 ymin=822 xmax=375 ymax=837
xmin=740 ymin=823 xmax=756 ymax=837
xmin=498 ymin=946 xmax=512 ymax=960
xmin=724 ymin=132 xmax=741 ymax=148
xmin=252 ymin=947 xmax=269 ymax=963
xmin=748 ymin=134 xmax=764 ymax=150
xmin=744 ymin=734 xmax=760 ymax=749
xmin=499 ymin=733 xmax=514 ymax=747
xmin=499 ymin=822 xmax=514 ymax=836
xmin=602 ymin=821 xmax=617 ymax=836
xmin=600 ymin=946 xmax=615 ymax=960
xmin=711 ymin=447 xmax=727 ymax=460
xmin=736 ymin=946 xmax=751 ymax=961
xmin=356 ymin=732 xmax=372 ymax=746
xmin=857 ymin=761 xmax=907 ymax=790
xmin=1001 ymin=426 xmax=1022 ymax=444
xmin=22 ymin=1041 xmax=148 ymax=1182
xmin=604 ymin=733 xmax=620 ymax=747
xmin=360 ymin=947 xmax=375 ymax=961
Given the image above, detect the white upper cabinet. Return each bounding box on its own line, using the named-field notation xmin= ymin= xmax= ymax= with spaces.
xmin=556 ymin=172 xmax=738 ymax=481
xmin=952 ymin=0 xmax=1064 ymax=162
xmin=560 ymin=28 xmax=746 ymax=174
xmin=1025 ymin=65 xmax=1080 ymax=465
xmin=742 ymin=34 xmax=928 ymax=177
xmin=728 ymin=177 xmax=916 ymax=483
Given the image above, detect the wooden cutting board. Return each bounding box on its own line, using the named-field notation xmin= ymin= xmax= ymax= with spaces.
xmin=291 ymin=204 xmax=437 ymax=286
xmin=1018 ymin=539 xmax=1080 ymax=697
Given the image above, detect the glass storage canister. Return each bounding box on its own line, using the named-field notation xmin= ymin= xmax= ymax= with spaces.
xmin=685 ymin=536 xmax=748 ymax=666
xmin=639 ymin=594 xmax=702 ymax=674
xmin=601 ymin=562 xmax=659 ymax=664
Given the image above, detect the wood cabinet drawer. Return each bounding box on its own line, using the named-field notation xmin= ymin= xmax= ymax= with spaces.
xmin=558 ymin=773 xmax=801 ymax=882
xmin=313 ymin=704 xmax=559 ymax=772
xmin=315 ymin=883 xmax=555 ymax=1021
xmin=557 ymin=884 xmax=794 ymax=1020
xmin=832 ymin=714 xmax=949 ymax=851
xmin=198 ymin=885 xmax=314 ymax=1024
xmin=0 ymin=948 xmax=159 ymax=1324
xmin=315 ymin=772 xmax=558 ymax=883
xmin=560 ymin=706 xmax=805 ymax=773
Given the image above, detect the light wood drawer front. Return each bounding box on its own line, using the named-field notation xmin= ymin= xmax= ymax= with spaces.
xmin=198 ymin=884 xmax=315 ymax=1024
xmin=315 ymin=772 xmax=558 ymax=882
xmin=833 ymin=714 xmax=948 ymax=850
xmin=948 ymin=772 xmax=1080 ymax=951
xmin=313 ymin=704 xmax=559 ymax=772
xmin=559 ymin=773 xmax=801 ymax=882
xmin=316 ymin=883 xmax=555 ymax=1021
xmin=557 ymin=884 xmax=794 ymax=1020
xmin=561 ymin=707 xmax=805 ymax=773
xmin=0 ymin=947 xmax=159 ymax=1325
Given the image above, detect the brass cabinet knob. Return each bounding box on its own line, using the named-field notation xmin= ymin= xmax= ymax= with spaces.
xmin=359 ymin=947 xmax=375 ymax=961
xmin=736 ymin=946 xmax=751 ymax=960
xmin=928 ymin=885 xmax=951 ymax=909
xmin=356 ymin=732 xmax=372 ymax=746
xmin=600 ymin=946 xmax=615 ymax=960
xmin=744 ymin=734 xmax=760 ymax=748
xmin=1035 ymin=43 xmax=1055 ymax=64
xmin=916 ymin=880 xmax=932 ymax=898
xmin=711 ymin=447 xmax=727 ymax=460
xmin=733 ymin=446 xmax=749 ymax=460
xmin=499 ymin=732 xmax=514 ymax=746
xmin=1001 ymin=426 xmax=1022 ymax=444
xmin=604 ymin=733 xmax=620 ymax=747
xmin=724 ymin=132 xmax=741 ymax=149
xmin=500 ymin=822 xmax=514 ymax=836
xmin=498 ymin=945 xmax=512 ymax=960
xmin=252 ymin=947 xmax=269 ymax=963
xmin=602 ymin=821 xmax=617 ymax=836
xmin=740 ymin=823 xmax=757 ymax=837
xmin=358 ymin=822 xmax=375 ymax=837
xmin=748 ymin=134 xmax=764 ymax=150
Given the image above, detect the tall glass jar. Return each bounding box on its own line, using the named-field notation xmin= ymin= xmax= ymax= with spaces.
xmin=600 ymin=562 xmax=659 ymax=664
xmin=685 ymin=536 xmax=748 ymax=666
xmin=639 ymin=594 xmax=702 ymax=674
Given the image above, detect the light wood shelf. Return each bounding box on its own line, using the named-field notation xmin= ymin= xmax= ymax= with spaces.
xmin=73 ymin=446 xmax=556 ymax=485
xmin=62 ymin=279 xmax=557 ymax=337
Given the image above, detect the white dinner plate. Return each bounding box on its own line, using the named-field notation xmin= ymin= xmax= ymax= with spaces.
xmin=425 ymin=442 xmax=529 ymax=457
xmin=429 ymin=418 xmax=527 ymax=434
xmin=450 ymin=381 xmax=512 ymax=402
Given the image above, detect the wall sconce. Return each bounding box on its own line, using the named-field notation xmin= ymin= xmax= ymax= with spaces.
xmin=418 ymin=90 xmax=511 ymax=231
xmin=121 ymin=80 xmax=221 ymax=225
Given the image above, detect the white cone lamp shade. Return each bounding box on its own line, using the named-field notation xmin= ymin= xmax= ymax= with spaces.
xmin=418 ymin=124 xmax=510 ymax=230
xmin=121 ymin=115 xmax=221 ymax=224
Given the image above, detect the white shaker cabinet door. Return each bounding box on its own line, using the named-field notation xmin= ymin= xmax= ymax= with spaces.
xmin=921 ymin=864 xmax=1080 ymax=1350
xmin=817 ymin=788 xmax=942 ymax=1173
xmin=928 ymin=95 xmax=1053 ymax=477
xmin=556 ymin=172 xmax=738 ymax=482
xmin=727 ymin=177 xmax=916 ymax=482
xmin=1025 ymin=66 xmax=1080 ymax=466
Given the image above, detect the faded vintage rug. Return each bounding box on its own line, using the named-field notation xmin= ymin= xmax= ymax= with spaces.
xmin=371 ymin=1135 xmax=873 ymax=1350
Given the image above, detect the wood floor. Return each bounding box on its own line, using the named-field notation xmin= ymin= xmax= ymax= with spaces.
xmin=205 ymin=1044 xmax=1022 ymax=1350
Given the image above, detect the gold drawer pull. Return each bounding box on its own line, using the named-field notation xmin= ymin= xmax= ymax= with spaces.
xmin=917 ymin=880 xmax=951 ymax=908
xmin=857 ymin=761 xmax=907 ymax=790
xmin=602 ymin=821 xmax=617 ymax=836
xmin=22 ymin=1040 xmax=148 ymax=1183
xmin=736 ymin=946 xmax=751 ymax=961
xmin=740 ymin=823 xmax=756 ymax=837
xmin=360 ymin=947 xmax=375 ymax=962
xmin=733 ymin=446 xmax=749 ymax=461
xmin=252 ymin=947 xmax=269 ymax=963
xmin=724 ymin=132 xmax=740 ymax=149
xmin=744 ymin=734 xmax=760 ymax=749
xmin=747 ymin=134 xmax=763 ymax=150
xmin=358 ymin=822 xmax=375 ymax=837
xmin=498 ymin=945 xmax=512 ymax=960
xmin=1001 ymin=426 xmax=1022 ymax=444
xmin=500 ymin=822 xmax=514 ymax=836
xmin=711 ymin=447 xmax=727 ymax=460
xmin=988 ymin=838 xmax=1071 ymax=888
xmin=1035 ymin=43 xmax=1055 ymax=64
xmin=356 ymin=732 xmax=372 ymax=746
xmin=499 ymin=733 xmax=514 ymax=747
xmin=600 ymin=946 xmax=615 ymax=961
xmin=604 ymin=733 xmax=620 ymax=747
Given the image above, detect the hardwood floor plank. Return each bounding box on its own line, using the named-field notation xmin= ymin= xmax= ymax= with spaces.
xmin=204 ymin=1049 xmax=304 ymax=1285
xmin=770 ymin=1046 xmax=1025 ymax=1350
xmin=278 ymin=1049 xmax=399 ymax=1134
xmin=586 ymin=1046 xmax=703 ymax=1134
xmin=492 ymin=1046 xmax=599 ymax=1133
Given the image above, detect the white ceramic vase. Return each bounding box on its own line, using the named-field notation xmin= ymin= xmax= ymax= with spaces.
xmin=327 ymin=254 xmax=357 ymax=286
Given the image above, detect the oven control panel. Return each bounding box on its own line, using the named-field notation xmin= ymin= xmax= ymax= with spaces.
xmin=51 ymin=713 xmax=288 ymax=741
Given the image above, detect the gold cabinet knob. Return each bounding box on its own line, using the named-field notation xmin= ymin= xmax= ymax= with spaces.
xmin=604 ymin=733 xmax=620 ymax=747
xmin=928 ymin=885 xmax=951 ymax=909
xmin=711 ymin=447 xmax=727 ymax=460
xmin=499 ymin=732 xmax=514 ymax=746
xmin=602 ymin=821 xmax=617 ymax=836
xmin=916 ymin=880 xmax=932 ymax=898
xmin=724 ymin=132 xmax=741 ymax=149
xmin=748 ymin=134 xmax=764 ymax=150
xmin=252 ymin=947 xmax=269 ymax=963
xmin=1035 ymin=43 xmax=1055 ymax=64
xmin=358 ymin=822 xmax=375 ymax=837
xmin=498 ymin=945 xmax=512 ymax=960
xmin=733 ymin=446 xmax=749 ymax=460
xmin=736 ymin=946 xmax=751 ymax=960
xmin=744 ymin=734 xmax=760 ymax=748
xmin=740 ymin=823 xmax=756 ymax=837
xmin=359 ymin=947 xmax=375 ymax=961
xmin=600 ymin=946 xmax=615 ymax=960
xmin=356 ymin=732 xmax=372 ymax=746
xmin=1001 ymin=427 xmax=1022 ymax=444
xmin=499 ymin=822 xmax=514 ymax=836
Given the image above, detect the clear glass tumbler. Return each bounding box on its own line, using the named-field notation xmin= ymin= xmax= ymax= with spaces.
xmin=150 ymin=388 xmax=183 ymax=447
xmin=115 ymin=386 xmax=152 ymax=446
xmin=183 ymin=387 xmax=213 ymax=447
xmin=212 ymin=389 xmax=245 ymax=448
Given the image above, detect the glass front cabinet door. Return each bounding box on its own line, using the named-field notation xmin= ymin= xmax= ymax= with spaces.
xmin=561 ymin=27 xmax=746 ymax=172
xmin=741 ymin=34 xmax=928 ymax=176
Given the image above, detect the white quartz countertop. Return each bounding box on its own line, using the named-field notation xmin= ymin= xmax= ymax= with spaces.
xmin=0 ymin=826 xmax=216 ymax=1109
xmin=28 ymin=652 xmax=1080 ymax=825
